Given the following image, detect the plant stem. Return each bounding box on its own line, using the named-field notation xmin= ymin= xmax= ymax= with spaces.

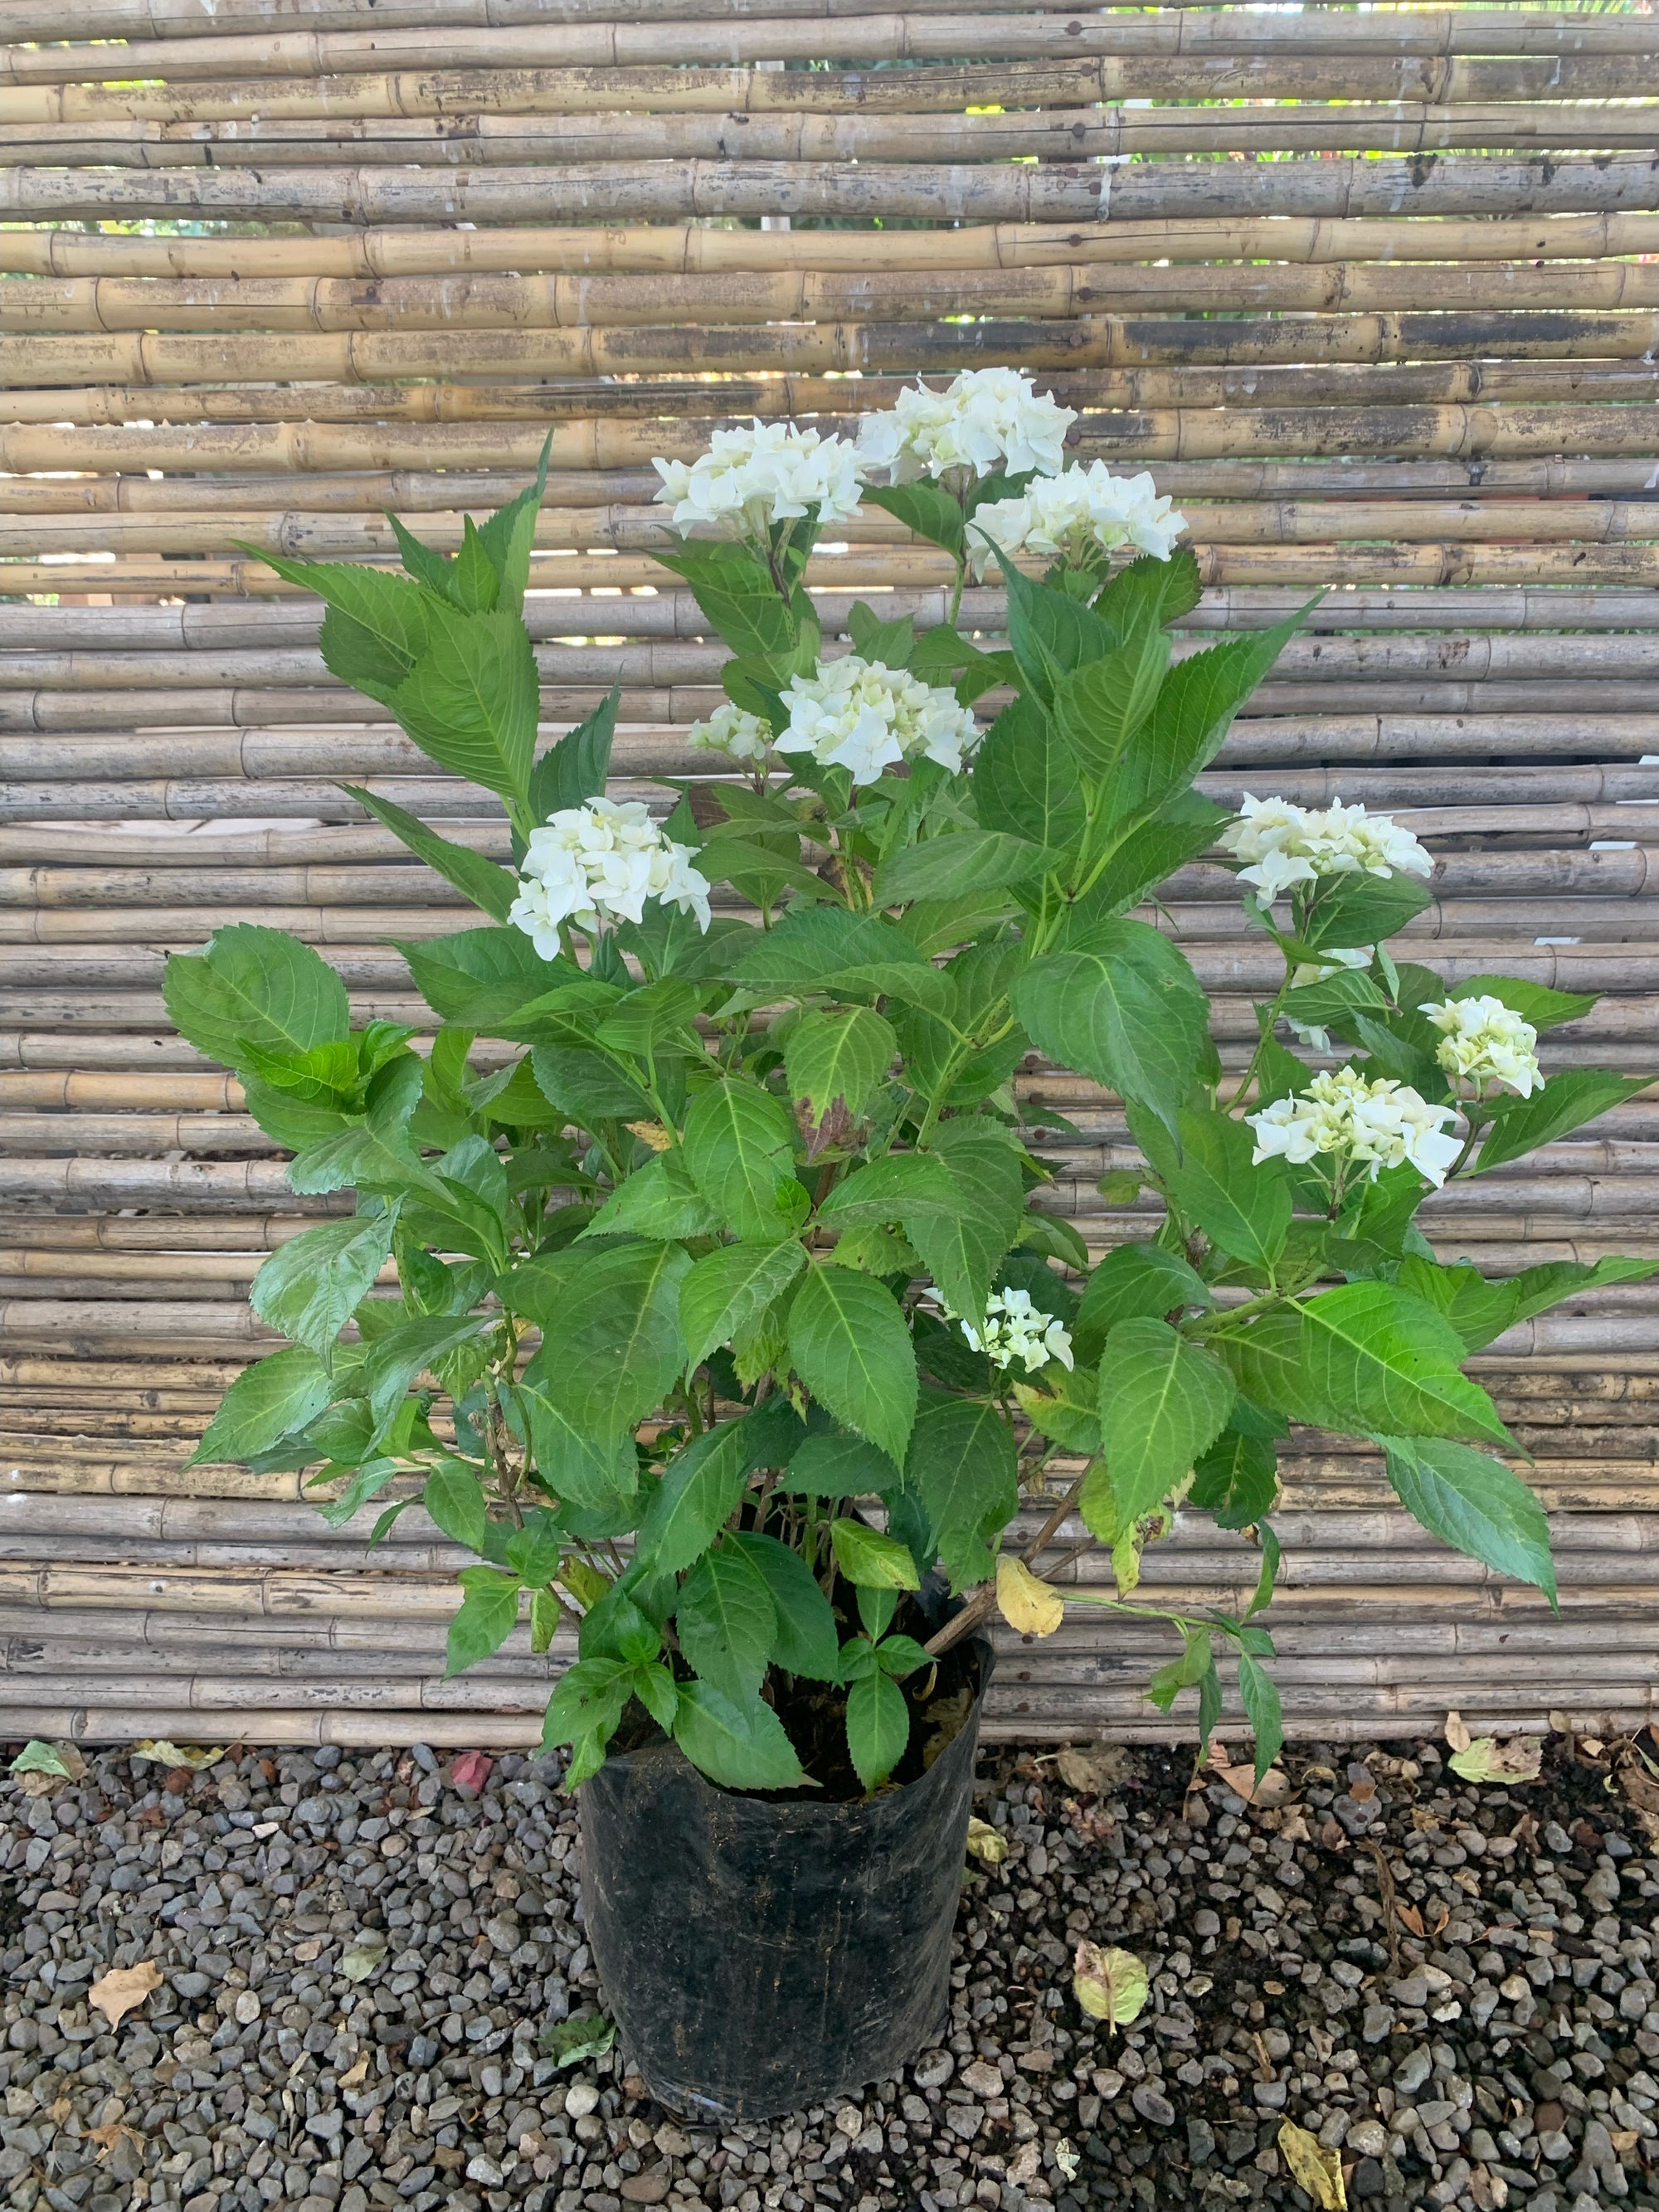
xmin=922 ymin=1466 xmax=1094 ymax=1658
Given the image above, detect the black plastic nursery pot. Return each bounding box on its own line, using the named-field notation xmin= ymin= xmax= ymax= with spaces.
xmin=577 ymin=1641 xmax=993 ymax=2121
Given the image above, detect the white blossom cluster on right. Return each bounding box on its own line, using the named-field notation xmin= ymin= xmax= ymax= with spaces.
xmin=1248 ymin=1067 xmax=1462 ymax=1188
xmin=1220 ymin=795 xmax=1433 ymax=903
xmin=1425 ymin=994 xmax=1543 ymax=1098
xmin=967 ymin=463 xmax=1185 ymax=576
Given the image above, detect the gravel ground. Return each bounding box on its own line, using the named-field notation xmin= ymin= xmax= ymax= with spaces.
xmin=3 ymin=1732 xmax=1658 ymax=2212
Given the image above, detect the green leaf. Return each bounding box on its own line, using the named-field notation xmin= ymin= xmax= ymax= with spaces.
xmin=904 ymin=1395 xmax=1019 ymax=1593
xmin=845 ymin=1670 xmax=911 ymax=1790
xmin=1010 ymin=922 xmax=1209 ymax=1133
xmin=450 ymin=518 xmax=501 ymax=612
xmin=189 ymin=1347 xmax=331 ymax=1466
xmin=1449 ymin=975 xmax=1597 ymax=1033
xmin=1076 ymin=1243 xmax=1213 ymax=1360
xmin=908 ymin=1125 xmax=1027 ymax=1328
xmin=861 ymin=479 xmax=966 ymax=560
xmin=509 ymin=1242 xmax=691 ymax=1438
xmin=424 ymin=1461 xmax=489 ymax=1553
xmin=676 ymin=1543 xmax=777 ymax=1705
xmin=9 ymin=1740 xmax=75 ymax=1778
xmin=1094 ymin=546 xmax=1203 ymax=630
xmin=1293 ymin=1282 xmax=1514 ymax=1446
xmin=1380 ymin=1435 xmax=1555 ymax=1605
xmin=445 ymin=1566 xmax=522 ymax=1677
xmin=635 ymin=1420 xmax=754 ymax=1575
xmin=585 ymin=1152 xmax=718 ymax=1242
xmin=1096 ymin=1318 xmax=1236 ymax=1522
xmin=1475 ymin=1070 xmax=1652 ymax=1173
xmin=253 ymin=552 xmax=432 ymax=702
xmin=847 ymin=599 xmax=919 ymax=667
xmin=392 ymin=608 xmax=538 ymax=804
xmin=679 ymin=1239 xmax=807 ymax=1373
xmin=683 ymin=1078 xmax=805 ymax=1242
xmin=508 ymin=1513 xmax=564 ymax=1589
xmin=1281 ymin=965 xmax=1389 ymax=1029
xmin=780 ymin=1431 xmax=902 ymax=1498
xmin=1158 ymin=1104 xmax=1291 ymax=1271
xmin=474 ymin=428 xmax=553 ymax=616
xmin=733 ymin=1530 xmax=841 ymax=1682
xmin=341 ymin=786 xmax=518 ymax=923
xmin=971 ymin=693 xmax=1084 ymax=853
xmin=788 ymin=1266 xmax=918 ymax=1467
xmin=1299 ymin=868 xmax=1433 ymax=953
xmin=815 ymin=1150 xmax=956 ymax=1229
xmin=528 ymin=687 xmax=618 ymax=821
xmin=722 ymin=903 xmax=951 ymax=1012
xmin=542 ymin=1655 xmax=633 ymax=1751
xmin=1189 ymin=1426 xmax=1280 ymax=1529
xmin=249 ymin=1213 xmax=395 ymax=1356
xmin=873 ymin=828 xmax=1054 ymax=909
xmin=538 ymin=2011 xmax=616 ymax=2069
xmin=395 ymin=926 xmax=581 ymax=1028
xmin=784 ymin=1007 xmax=896 ymax=1125
xmin=1237 ymin=1651 xmax=1284 ymax=1777
xmin=163 ymin=924 xmax=349 ymax=1074
xmin=985 ymin=541 xmax=1118 ymax=704
xmin=518 ymin=1371 xmax=640 ymax=1514
xmin=531 ymin=1043 xmax=654 ymax=1124
xmin=362 ymin=1313 xmax=485 ymax=1427
xmin=1112 ymin=605 xmax=1314 ymax=824
xmin=672 ymin=1679 xmax=807 ymax=1791
xmin=1053 ymin=620 xmax=1171 ymax=779
xmin=1062 ymin=793 xmax=1227 ymax=929
xmin=652 ymin=541 xmax=798 ymax=661
xmin=830 ymin=1518 xmax=922 ymax=1590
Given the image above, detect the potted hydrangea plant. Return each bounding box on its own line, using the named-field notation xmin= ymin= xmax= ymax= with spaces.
xmin=168 ymin=369 xmax=1654 ymax=2117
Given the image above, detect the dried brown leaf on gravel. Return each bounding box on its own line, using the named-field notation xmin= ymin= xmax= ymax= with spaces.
xmin=87 ymin=1961 xmax=162 ymax=2028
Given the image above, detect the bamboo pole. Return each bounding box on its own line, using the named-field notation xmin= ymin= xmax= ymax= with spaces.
xmin=17 ymin=262 xmax=1659 ymax=338
xmin=11 ymin=309 xmax=1659 ymax=387
xmin=22 ymin=0 xmax=1659 ymax=56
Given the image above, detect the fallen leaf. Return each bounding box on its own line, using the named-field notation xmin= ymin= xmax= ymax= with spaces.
xmin=1278 ymin=2118 xmax=1347 ymax=2210
xmin=338 ymin=1934 xmax=388 ymax=1983
xmin=1395 ymin=1903 xmax=1425 ymax=1937
xmin=337 ymin=2053 xmax=370 ymax=2090
xmin=625 ymin=1121 xmax=672 ymax=1153
xmin=1072 ymin=1942 xmax=1148 ymax=2030
xmin=995 ymin=1556 xmax=1064 ymax=1637
xmin=86 ymin=2120 xmax=143 ymax=2161
xmin=1611 ymin=2130 xmax=1640 ymax=2154
xmin=1444 ymin=1709 xmax=1472 ymax=1754
xmin=539 ymin=2011 xmax=615 ymax=2068
xmin=12 ymin=1742 xmax=88 ymax=1798
xmin=1207 ymin=1742 xmax=1290 ymax=1806
xmin=1054 ymin=1745 xmax=1128 ymax=1795
xmin=448 ymin=1750 xmax=494 ymax=1793
xmin=1448 ymin=1736 xmax=1543 ymax=1786
xmin=131 ymin=1738 xmax=224 ymax=1770
xmin=966 ymin=1817 xmax=1008 ymax=1866
xmin=88 ymin=1960 xmax=162 ymax=2028
xmin=1053 ymin=2141 xmax=1080 ymax=2181
xmin=1430 ymin=1905 xmax=1450 ymax=1937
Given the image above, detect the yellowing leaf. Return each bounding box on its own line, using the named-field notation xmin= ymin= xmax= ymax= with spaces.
xmin=88 ymin=1960 xmax=163 ymax=2028
xmin=1054 ymin=1745 xmax=1127 ymax=1794
xmin=1447 ymin=1734 xmax=1542 ymax=1785
xmin=339 ymin=1932 xmax=388 ymax=1982
xmin=996 ymin=1555 xmax=1064 ymax=1638
xmin=1277 ymin=2119 xmax=1347 ymax=2210
xmin=966 ymin=1816 xmax=1008 ymax=1865
xmin=1443 ymin=1709 xmax=1472 ymax=1754
xmin=132 ymin=1738 xmax=225 ymax=1770
xmin=625 ymin=1120 xmax=672 ymax=1153
xmin=1072 ymin=1942 xmax=1148 ymax=2029
xmin=87 ymin=2120 xmax=143 ymax=2160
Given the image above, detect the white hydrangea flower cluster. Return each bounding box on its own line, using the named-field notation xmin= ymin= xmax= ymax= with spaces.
xmin=1425 ymin=994 xmax=1543 ymax=1098
xmin=652 ymin=419 xmax=864 ymax=535
xmin=685 ymin=700 xmax=772 ymax=765
xmin=956 ymin=1287 xmax=1076 ymax=1374
xmin=1221 ymin=795 xmax=1433 ymax=903
xmin=509 ymin=796 xmax=712 ymax=949
xmin=776 ymin=654 xmax=982 ymax=784
xmin=966 ymin=462 xmax=1186 ymax=578
xmin=1286 ymin=944 xmax=1373 ymax=1056
xmin=854 ymin=367 xmax=1076 ymax=483
xmin=1248 ymin=1066 xmax=1462 ymax=1188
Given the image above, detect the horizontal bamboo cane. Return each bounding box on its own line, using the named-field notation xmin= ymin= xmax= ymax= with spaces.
xmin=19 ymin=261 xmax=1659 ymax=341
xmin=11 ymin=584 xmax=1659 ymax=654
xmin=22 ymin=0 xmax=1659 ymax=57
xmin=12 ymin=547 xmax=1659 ymax=604
xmin=12 ymin=307 xmax=1659 ymax=391
xmin=10 ymin=628 xmax=1659 ymax=693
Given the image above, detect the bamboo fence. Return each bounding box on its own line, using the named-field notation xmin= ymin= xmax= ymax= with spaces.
xmin=3 ymin=0 xmax=1659 ymax=1748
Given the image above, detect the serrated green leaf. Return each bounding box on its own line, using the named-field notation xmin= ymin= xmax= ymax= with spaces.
xmin=250 ymin=1212 xmax=396 ymax=1356
xmin=1475 ymin=1070 xmax=1652 ymax=1174
xmin=788 ymin=1266 xmax=918 ymax=1467
xmin=1097 ymin=1317 xmax=1236 ymax=1522
xmin=830 ymin=1517 xmax=922 ymax=1591
xmin=846 ymin=1670 xmax=911 ymax=1790
xmin=683 ymin=1077 xmax=805 ymax=1241
xmin=784 ymin=1007 xmax=897 ymax=1124
xmin=1010 ymin=923 xmax=1209 ymax=1133
xmin=1379 ymin=1434 xmax=1555 ymax=1604
xmin=392 ymin=607 xmax=538 ymax=804
xmin=445 ymin=1566 xmax=522 ymax=1676
xmin=672 ymin=1679 xmax=807 ymax=1791
xmin=163 ymin=924 xmax=349 ymax=1075
xmin=677 ymin=1543 xmax=777 ymax=1705
xmin=190 ymin=1347 xmax=332 ymax=1467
